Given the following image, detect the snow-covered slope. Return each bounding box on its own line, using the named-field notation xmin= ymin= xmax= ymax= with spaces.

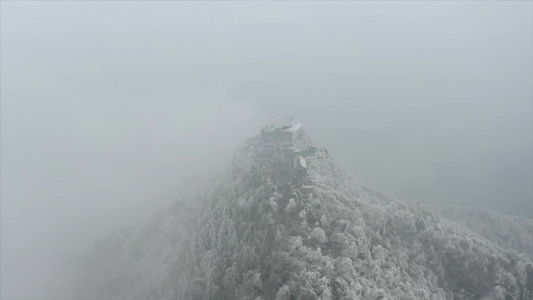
xmin=430 ymin=205 xmax=533 ymax=261
xmin=79 ymin=131 xmax=533 ymax=300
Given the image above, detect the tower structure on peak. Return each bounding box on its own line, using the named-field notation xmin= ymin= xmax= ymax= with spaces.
xmin=252 ymin=116 xmax=307 ymax=175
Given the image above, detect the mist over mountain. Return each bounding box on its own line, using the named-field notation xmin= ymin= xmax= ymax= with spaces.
xmin=430 ymin=205 xmax=533 ymax=261
xmin=2 ymin=3 xmax=532 ymax=300
xmin=416 ymin=146 xmax=533 ymax=215
xmin=507 ymin=200 xmax=533 ymax=221
xmin=78 ymin=121 xmax=533 ymax=300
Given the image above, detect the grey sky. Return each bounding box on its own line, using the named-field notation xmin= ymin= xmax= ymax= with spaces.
xmin=1 ymin=2 xmax=532 ymax=299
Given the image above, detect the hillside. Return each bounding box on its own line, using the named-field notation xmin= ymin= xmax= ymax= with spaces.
xmin=430 ymin=205 xmax=533 ymax=261
xmin=79 ymin=122 xmax=533 ymax=300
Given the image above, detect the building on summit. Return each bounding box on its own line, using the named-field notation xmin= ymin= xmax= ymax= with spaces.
xmin=293 ymin=155 xmax=307 ymax=176
xmin=255 ymin=117 xmax=307 ymax=175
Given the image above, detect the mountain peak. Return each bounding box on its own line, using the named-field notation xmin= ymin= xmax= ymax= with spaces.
xmin=80 ymin=120 xmax=533 ymax=300
xmin=234 ymin=117 xmax=314 ymax=179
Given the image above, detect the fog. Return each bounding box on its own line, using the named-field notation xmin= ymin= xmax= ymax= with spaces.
xmin=1 ymin=2 xmax=532 ymax=299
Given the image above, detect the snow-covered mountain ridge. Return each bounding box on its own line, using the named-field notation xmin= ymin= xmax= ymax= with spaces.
xmin=430 ymin=205 xmax=533 ymax=261
xmin=79 ymin=124 xmax=533 ymax=300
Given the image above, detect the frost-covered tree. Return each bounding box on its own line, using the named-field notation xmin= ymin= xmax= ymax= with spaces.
xmin=78 ymin=130 xmax=533 ymax=300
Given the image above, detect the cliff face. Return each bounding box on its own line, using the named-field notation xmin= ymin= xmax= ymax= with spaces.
xmin=80 ymin=131 xmax=533 ymax=300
